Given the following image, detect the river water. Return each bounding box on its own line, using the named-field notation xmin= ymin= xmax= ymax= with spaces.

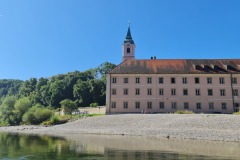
xmin=0 ymin=132 xmax=239 ymax=160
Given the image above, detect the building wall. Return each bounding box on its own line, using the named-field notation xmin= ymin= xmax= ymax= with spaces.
xmin=106 ymin=74 xmax=240 ymax=114
xmin=122 ymin=42 xmax=135 ymax=61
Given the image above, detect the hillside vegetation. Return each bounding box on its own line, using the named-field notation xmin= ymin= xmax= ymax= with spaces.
xmin=0 ymin=62 xmax=116 ymax=126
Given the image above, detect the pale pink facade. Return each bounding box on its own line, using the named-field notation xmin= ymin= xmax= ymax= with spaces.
xmin=106 ymin=25 xmax=240 ymax=114
xmin=106 ymin=73 xmax=240 ymax=114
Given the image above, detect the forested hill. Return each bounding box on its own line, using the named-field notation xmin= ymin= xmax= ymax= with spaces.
xmin=0 ymin=79 xmax=24 ymax=98
xmin=0 ymin=62 xmax=116 ymax=108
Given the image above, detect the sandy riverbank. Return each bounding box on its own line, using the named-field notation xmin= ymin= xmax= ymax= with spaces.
xmin=0 ymin=114 xmax=240 ymax=142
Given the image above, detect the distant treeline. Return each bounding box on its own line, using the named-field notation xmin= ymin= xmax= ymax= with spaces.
xmin=0 ymin=62 xmax=116 ymax=108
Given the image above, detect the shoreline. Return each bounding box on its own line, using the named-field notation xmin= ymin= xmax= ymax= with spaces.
xmin=0 ymin=114 xmax=240 ymax=142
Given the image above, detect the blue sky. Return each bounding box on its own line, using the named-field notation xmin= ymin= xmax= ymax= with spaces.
xmin=0 ymin=0 xmax=240 ymax=80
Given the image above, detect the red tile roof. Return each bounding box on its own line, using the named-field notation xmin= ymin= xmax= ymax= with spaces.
xmin=108 ymin=59 xmax=240 ymax=74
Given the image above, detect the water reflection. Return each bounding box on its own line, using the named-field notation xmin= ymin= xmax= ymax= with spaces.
xmin=0 ymin=132 xmax=239 ymax=160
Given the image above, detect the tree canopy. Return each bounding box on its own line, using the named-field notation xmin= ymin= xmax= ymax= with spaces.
xmin=0 ymin=62 xmax=116 ymax=108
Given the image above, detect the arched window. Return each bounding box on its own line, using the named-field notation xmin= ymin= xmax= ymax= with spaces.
xmin=127 ymin=48 xmax=130 ymax=53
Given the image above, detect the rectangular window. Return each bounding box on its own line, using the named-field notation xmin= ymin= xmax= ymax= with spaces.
xmin=159 ymin=88 xmax=164 ymax=95
xmin=184 ymin=102 xmax=189 ymax=109
xmin=123 ymin=88 xmax=128 ymax=95
xmin=123 ymin=102 xmax=128 ymax=108
xmin=208 ymin=89 xmax=213 ymax=96
xmin=147 ymin=88 xmax=152 ymax=95
xmin=136 ymin=77 xmax=140 ymax=83
xmin=111 ymin=102 xmax=116 ymax=108
xmin=159 ymin=77 xmax=164 ymax=84
xmin=209 ymin=102 xmax=214 ymax=110
xmin=182 ymin=78 xmax=187 ymax=84
xmin=171 ymin=89 xmax=176 ymax=95
xmin=207 ymin=77 xmax=212 ymax=84
xmin=219 ymin=77 xmax=225 ymax=84
xmin=233 ymin=89 xmax=238 ymax=96
xmin=232 ymin=77 xmax=237 ymax=84
xmin=112 ymin=77 xmax=117 ymax=83
xmin=171 ymin=78 xmax=176 ymax=84
xmin=171 ymin=102 xmax=177 ymax=109
xmin=135 ymin=101 xmax=140 ymax=109
xmin=195 ymin=89 xmax=200 ymax=96
xmin=111 ymin=89 xmax=116 ymax=95
xmin=147 ymin=101 xmax=152 ymax=109
xmin=135 ymin=88 xmax=140 ymax=95
xmin=222 ymin=103 xmax=227 ymax=110
xmin=147 ymin=77 xmax=152 ymax=84
xmin=159 ymin=102 xmax=164 ymax=109
xmin=220 ymin=89 xmax=225 ymax=96
xmin=124 ymin=78 xmax=128 ymax=83
xmin=183 ymin=89 xmax=188 ymax=96
xmin=195 ymin=77 xmax=200 ymax=84
xmin=196 ymin=103 xmax=201 ymax=109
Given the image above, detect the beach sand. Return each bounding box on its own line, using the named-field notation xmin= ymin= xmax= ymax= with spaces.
xmin=0 ymin=114 xmax=240 ymax=142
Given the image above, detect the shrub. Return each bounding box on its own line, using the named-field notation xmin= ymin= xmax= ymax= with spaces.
xmin=22 ymin=105 xmax=54 ymax=125
xmin=42 ymin=115 xmax=68 ymax=126
xmin=90 ymin=102 xmax=98 ymax=108
xmin=60 ymin=99 xmax=77 ymax=115
xmin=233 ymin=111 xmax=240 ymax=115
xmin=174 ymin=110 xmax=194 ymax=114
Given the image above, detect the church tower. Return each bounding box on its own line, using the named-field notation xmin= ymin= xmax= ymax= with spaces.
xmin=122 ymin=23 xmax=136 ymax=62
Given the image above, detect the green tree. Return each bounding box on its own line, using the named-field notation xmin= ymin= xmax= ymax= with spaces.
xmin=73 ymin=80 xmax=91 ymax=107
xmin=19 ymin=78 xmax=37 ymax=97
xmin=13 ymin=97 xmax=32 ymax=125
xmin=60 ymin=99 xmax=77 ymax=115
xmin=97 ymin=62 xmax=116 ymax=79
xmin=0 ymin=79 xmax=23 ymax=99
xmin=0 ymin=96 xmax=17 ymax=126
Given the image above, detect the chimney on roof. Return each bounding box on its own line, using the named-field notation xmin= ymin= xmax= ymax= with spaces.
xmin=154 ymin=56 xmax=156 ymax=59
xmin=151 ymin=57 xmax=153 ymax=59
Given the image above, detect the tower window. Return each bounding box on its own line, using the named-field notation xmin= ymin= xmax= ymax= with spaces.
xmin=127 ymin=47 xmax=130 ymax=53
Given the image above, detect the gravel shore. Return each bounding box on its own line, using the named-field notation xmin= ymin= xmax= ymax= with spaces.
xmin=0 ymin=114 xmax=240 ymax=142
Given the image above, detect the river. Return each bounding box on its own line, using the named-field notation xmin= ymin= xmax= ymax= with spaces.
xmin=0 ymin=132 xmax=239 ymax=160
